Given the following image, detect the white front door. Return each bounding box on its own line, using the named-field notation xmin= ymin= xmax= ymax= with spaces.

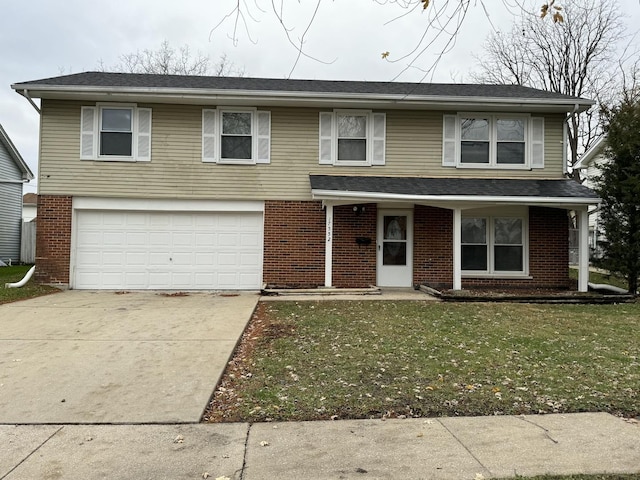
xmin=377 ymin=210 xmax=413 ymax=287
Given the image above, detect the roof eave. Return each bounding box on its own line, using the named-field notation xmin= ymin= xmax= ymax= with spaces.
xmin=12 ymin=84 xmax=594 ymax=112
xmin=0 ymin=124 xmax=34 ymax=180
xmin=311 ymin=188 xmax=601 ymax=208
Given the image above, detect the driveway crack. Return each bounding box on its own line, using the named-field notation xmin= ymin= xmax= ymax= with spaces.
xmin=0 ymin=426 xmax=64 ymax=480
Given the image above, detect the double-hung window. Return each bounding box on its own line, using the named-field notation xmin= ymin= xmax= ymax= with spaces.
xmin=443 ymin=114 xmax=544 ymax=169
xmin=462 ymin=215 xmax=526 ymax=275
xmin=202 ymin=108 xmax=271 ymax=164
xmin=80 ymin=104 xmax=152 ymax=162
xmin=319 ymin=110 xmax=386 ymax=166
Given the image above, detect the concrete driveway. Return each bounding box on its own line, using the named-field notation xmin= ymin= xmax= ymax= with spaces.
xmin=0 ymin=290 xmax=258 ymax=424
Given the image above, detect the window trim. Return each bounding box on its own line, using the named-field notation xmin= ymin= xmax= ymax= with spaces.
xmin=202 ymin=107 xmax=271 ymax=165
xmin=98 ymin=105 xmax=134 ymax=160
xmin=319 ymin=109 xmax=386 ymax=166
xmin=80 ymin=103 xmax=151 ymax=163
xmin=461 ymin=214 xmax=529 ymax=277
xmin=449 ymin=113 xmax=534 ymax=170
xmin=335 ymin=109 xmax=371 ymax=166
xmin=218 ymin=108 xmax=256 ymax=165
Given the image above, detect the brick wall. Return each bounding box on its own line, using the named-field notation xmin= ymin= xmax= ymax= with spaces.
xmin=332 ymin=204 xmax=377 ymax=288
xmin=413 ymin=205 xmax=454 ymax=289
xmin=263 ymin=200 xmax=326 ymax=288
xmin=35 ymin=195 xmax=72 ymax=285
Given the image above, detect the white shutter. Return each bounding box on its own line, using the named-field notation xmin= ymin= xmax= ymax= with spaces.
xmin=319 ymin=112 xmax=334 ymax=165
xmin=256 ymin=111 xmax=271 ymax=164
xmin=442 ymin=114 xmax=457 ymax=167
xmin=371 ymin=113 xmax=386 ymax=166
xmin=136 ymin=108 xmax=152 ymax=162
xmin=531 ymin=117 xmax=544 ymax=169
xmin=80 ymin=106 xmax=97 ymax=160
xmin=202 ymin=109 xmax=217 ymax=163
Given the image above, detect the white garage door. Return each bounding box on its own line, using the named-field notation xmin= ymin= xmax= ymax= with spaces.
xmin=73 ymin=210 xmax=263 ymax=290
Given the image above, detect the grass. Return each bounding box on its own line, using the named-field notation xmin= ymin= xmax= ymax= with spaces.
xmin=205 ymin=300 xmax=640 ymax=423
xmin=569 ymin=268 xmax=630 ymax=291
xmin=0 ymin=265 xmax=60 ymax=304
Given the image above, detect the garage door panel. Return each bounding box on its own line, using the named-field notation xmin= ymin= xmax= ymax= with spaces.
xmin=74 ymin=210 xmax=263 ymax=290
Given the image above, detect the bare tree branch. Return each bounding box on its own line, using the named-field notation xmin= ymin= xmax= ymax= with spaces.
xmin=102 ymin=40 xmax=245 ymax=77
xmin=470 ymin=0 xmax=628 ymax=179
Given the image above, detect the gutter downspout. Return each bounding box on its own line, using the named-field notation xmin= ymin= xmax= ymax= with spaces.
xmin=5 ymin=265 xmax=35 ymax=288
xmin=21 ymin=90 xmax=41 ymax=115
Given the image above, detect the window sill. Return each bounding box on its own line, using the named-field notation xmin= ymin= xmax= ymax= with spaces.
xmin=456 ymin=164 xmax=531 ymax=170
xmin=333 ymin=161 xmax=373 ymax=167
xmin=216 ymin=159 xmax=257 ymax=165
xmin=462 ymin=273 xmax=532 ymax=280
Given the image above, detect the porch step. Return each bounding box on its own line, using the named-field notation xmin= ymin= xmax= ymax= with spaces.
xmin=261 ymin=286 xmax=381 ymax=296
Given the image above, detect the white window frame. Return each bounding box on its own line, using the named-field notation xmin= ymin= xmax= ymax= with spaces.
xmin=80 ymin=103 xmax=151 ymax=163
xmin=453 ymin=113 xmax=532 ymax=169
xmin=202 ymin=107 xmax=271 ymax=165
xmin=335 ymin=109 xmax=370 ymax=166
xmin=319 ymin=109 xmax=386 ymax=166
xmin=461 ymin=214 xmax=529 ymax=277
xmin=98 ymin=105 xmax=134 ymax=159
xmin=219 ymin=108 xmax=256 ymax=165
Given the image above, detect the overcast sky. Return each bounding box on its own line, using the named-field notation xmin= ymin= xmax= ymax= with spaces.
xmin=2 ymin=0 xmax=639 ymax=193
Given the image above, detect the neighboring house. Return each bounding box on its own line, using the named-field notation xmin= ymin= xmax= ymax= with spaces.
xmin=0 ymin=123 xmax=34 ymax=264
xmin=22 ymin=192 xmax=38 ymax=222
xmin=574 ymin=135 xmax=607 ymax=258
xmin=11 ymin=72 xmax=599 ymax=291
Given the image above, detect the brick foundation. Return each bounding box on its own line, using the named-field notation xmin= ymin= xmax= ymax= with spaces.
xmin=35 ymin=195 xmax=72 ymax=285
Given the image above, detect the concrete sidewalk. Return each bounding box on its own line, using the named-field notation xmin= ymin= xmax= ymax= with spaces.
xmin=2 ymin=413 xmax=638 ymax=479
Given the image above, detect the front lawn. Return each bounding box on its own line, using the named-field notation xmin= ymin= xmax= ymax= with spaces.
xmin=204 ymin=301 xmax=640 ymax=422
xmin=0 ymin=265 xmax=59 ymax=304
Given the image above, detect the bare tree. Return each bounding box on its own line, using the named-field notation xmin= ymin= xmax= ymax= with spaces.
xmin=470 ymin=0 xmax=632 ymax=178
xmin=210 ymin=1 xmax=568 ymax=80
xmin=102 ymin=40 xmax=245 ymax=76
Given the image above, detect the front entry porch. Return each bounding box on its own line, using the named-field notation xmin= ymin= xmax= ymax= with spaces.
xmin=311 ymin=175 xmax=599 ymax=293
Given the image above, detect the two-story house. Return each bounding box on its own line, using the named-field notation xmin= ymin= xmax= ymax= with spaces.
xmin=11 ymin=72 xmax=599 ymax=292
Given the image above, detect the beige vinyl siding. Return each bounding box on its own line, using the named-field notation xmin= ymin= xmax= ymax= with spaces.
xmin=39 ymin=100 xmax=567 ymax=201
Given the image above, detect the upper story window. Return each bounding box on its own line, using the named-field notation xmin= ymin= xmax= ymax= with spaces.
xmin=80 ymin=104 xmax=152 ymax=162
xmin=100 ymin=108 xmax=133 ymax=156
xmin=443 ymin=114 xmax=544 ymax=169
xmin=319 ymin=110 xmax=386 ymax=166
xmin=202 ymin=108 xmax=271 ymax=164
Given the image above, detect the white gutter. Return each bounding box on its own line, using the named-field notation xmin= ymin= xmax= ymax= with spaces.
xmin=311 ymin=189 xmax=600 ymax=206
xmin=21 ymin=90 xmax=41 ymax=115
xmin=11 ymin=84 xmax=594 ymax=111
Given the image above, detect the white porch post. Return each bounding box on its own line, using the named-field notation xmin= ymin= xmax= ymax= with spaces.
xmin=578 ymin=207 xmax=589 ymax=292
xmin=453 ymin=208 xmax=462 ymax=290
xmin=324 ymin=203 xmax=334 ymax=287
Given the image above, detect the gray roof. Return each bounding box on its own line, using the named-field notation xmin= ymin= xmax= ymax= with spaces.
xmin=13 ymin=71 xmax=589 ymax=103
xmin=0 ymin=123 xmax=33 ymax=180
xmin=310 ymin=175 xmax=599 ymax=200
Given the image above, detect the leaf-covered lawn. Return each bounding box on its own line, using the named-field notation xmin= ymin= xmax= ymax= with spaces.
xmin=0 ymin=265 xmax=60 ymax=305
xmin=205 ymin=301 xmax=640 ymax=422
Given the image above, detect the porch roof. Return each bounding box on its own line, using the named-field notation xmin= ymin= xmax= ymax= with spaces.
xmin=309 ymin=175 xmax=600 ymax=208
